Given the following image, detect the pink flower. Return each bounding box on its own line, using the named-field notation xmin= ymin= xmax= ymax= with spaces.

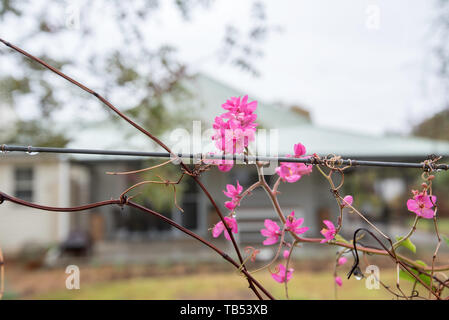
xmin=221 ymin=95 xmax=258 ymax=129
xmin=245 ymin=246 xmax=260 ymax=262
xmin=293 ymin=143 xmax=306 ymax=157
xmin=218 ymin=162 xmax=233 ymax=172
xmin=223 ymin=181 xmax=243 ymax=199
xmin=407 ymin=192 xmax=437 ymax=219
xmin=223 ymin=181 xmax=243 ymax=211
xmin=320 ymin=220 xmax=336 ymax=243
xmin=212 ymin=216 xmax=238 ymax=241
xmin=271 ymin=264 xmax=294 ymax=283
xmin=260 ymin=219 xmax=281 ymax=245
xmin=203 ymin=152 xmax=234 ymax=172
xmin=285 ymin=211 xmax=309 ymax=235
xmin=276 ymin=163 xmax=302 ymax=183
xmin=211 ymin=96 xmax=258 ymax=154
xmin=212 ymin=119 xmax=252 ymax=154
xmin=224 ymin=201 xmax=237 ymax=211
xmin=276 ymin=143 xmax=313 ymax=183
xmin=338 ymin=257 xmax=347 ymax=266
xmin=283 ymin=250 xmax=290 ymax=259
xmin=342 ymin=195 xmax=353 ymax=207
xmin=295 ymin=161 xmax=313 ymax=175
xmin=335 ymin=276 xmax=343 ymax=287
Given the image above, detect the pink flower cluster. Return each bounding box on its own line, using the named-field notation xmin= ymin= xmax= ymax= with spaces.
xmin=260 ymin=219 xmax=281 ymax=245
xmin=285 ymin=211 xmax=309 ymax=235
xmin=338 ymin=257 xmax=347 ymax=266
xmin=335 ymin=276 xmax=343 ymax=287
xmin=407 ymin=190 xmax=437 ymax=219
xmin=211 ymin=96 xmax=258 ymax=172
xmin=223 ymin=181 xmax=243 ymax=211
xmin=260 ymin=211 xmax=308 ymax=245
xmin=342 ymin=195 xmax=353 ymax=207
xmin=271 ymin=264 xmax=294 ymax=283
xmin=212 ymin=216 xmax=238 ymax=241
xmin=320 ymin=220 xmax=336 ymax=243
xmin=211 ymin=181 xmax=244 ymax=241
xmin=203 ymin=153 xmax=234 ymax=172
xmin=334 ymin=257 xmax=347 ymax=287
xmin=276 ymin=143 xmax=313 ymax=183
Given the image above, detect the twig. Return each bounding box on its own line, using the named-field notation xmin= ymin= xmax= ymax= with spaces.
xmin=0 ymin=246 xmax=4 ymax=300
xmin=0 ymin=38 xmax=260 ymax=299
xmin=0 ymin=191 xmax=274 ymax=300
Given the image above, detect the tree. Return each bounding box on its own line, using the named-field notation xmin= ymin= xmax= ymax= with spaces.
xmin=0 ymin=0 xmax=273 ymax=146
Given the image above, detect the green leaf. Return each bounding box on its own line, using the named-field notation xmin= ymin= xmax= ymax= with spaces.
xmin=335 ymin=234 xmax=349 ymax=244
xmin=399 ymin=260 xmax=437 ymax=291
xmin=399 ymin=269 xmax=430 ymax=287
xmin=443 ymin=235 xmax=449 ymax=247
xmin=414 ymin=260 xmax=427 ymax=267
xmin=399 ymin=269 xmax=415 ymax=283
xmin=395 ymin=236 xmax=416 ymax=253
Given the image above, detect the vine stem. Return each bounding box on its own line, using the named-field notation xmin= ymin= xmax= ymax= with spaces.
xmin=430 ymin=212 xmax=442 ymax=299
xmin=392 ymin=215 xmax=420 ymax=250
xmin=126 ymin=201 xmax=272 ymax=300
xmin=333 ymin=249 xmax=349 ymax=300
xmin=252 ymin=167 xmax=449 ymax=275
xmin=0 ymin=38 xmax=260 ymax=299
xmin=284 ymin=240 xmax=297 ymax=299
xmin=315 ymin=166 xmax=440 ymax=298
xmin=0 ymin=246 xmax=4 ymax=300
xmin=0 ymin=191 xmax=274 ymax=300
xmin=314 ymin=165 xmax=345 ymax=233
xmin=315 ymin=164 xmax=390 ymax=241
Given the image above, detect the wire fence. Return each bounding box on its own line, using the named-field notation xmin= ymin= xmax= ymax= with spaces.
xmin=2 ymin=144 xmax=448 ymax=170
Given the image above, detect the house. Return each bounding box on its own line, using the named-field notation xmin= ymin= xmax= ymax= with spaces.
xmin=1 ymin=74 xmax=449 ymax=257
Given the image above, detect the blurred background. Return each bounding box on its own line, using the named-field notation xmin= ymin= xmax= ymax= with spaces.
xmin=0 ymin=0 xmax=449 ymax=299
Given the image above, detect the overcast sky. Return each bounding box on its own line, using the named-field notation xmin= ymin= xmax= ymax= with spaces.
xmin=152 ymin=0 xmax=445 ymax=135
xmin=2 ymin=1 xmax=445 ymax=137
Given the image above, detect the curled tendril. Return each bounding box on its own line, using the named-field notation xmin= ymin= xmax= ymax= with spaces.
xmin=244 ymin=246 xmax=260 ymax=262
xmin=421 ymin=156 xmax=442 ymax=173
xmin=324 ymin=154 xmax=343 ymax=169
xmin=411 ymin=289 xmax=420 ymax=298
xmin=182 ymin=163 xmax=211 ymax=178
xmin=348 ymin=228 xmax=392 ymax=280
xmin=268 ymin=264 xmax=280 ymax=275
xmin=106 ymin=159 xmax=175 ymax=175
xmin=248 ymin=227 xmax=287 ymax=275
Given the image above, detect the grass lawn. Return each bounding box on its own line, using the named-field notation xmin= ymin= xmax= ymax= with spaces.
xmin=32 ymin=269 xmax=417 ymax=300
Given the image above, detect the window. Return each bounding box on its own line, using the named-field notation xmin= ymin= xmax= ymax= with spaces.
xmin=181 ymin=178 xmax=199 ymax=230
xmin=14 ymin=167 xmax=34 ymax=202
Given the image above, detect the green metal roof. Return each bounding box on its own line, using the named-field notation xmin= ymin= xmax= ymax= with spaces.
xmin=178 ymin=74 xmax=311 ymax=128
xmin=276 ymin=124 xmax=449 ymax=157
xmin=65 ymin=74 xmax=449 ymax=160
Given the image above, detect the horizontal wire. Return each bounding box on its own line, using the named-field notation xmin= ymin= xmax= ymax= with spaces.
xmin=1 ymin=144 xmax=448 ymax=170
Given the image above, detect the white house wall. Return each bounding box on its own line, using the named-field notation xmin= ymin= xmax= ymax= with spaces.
xmin=0 ymin=155 xmax=63 ymax=253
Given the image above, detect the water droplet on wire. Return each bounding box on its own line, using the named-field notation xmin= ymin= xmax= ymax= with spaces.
xmin=26 ymin=146 xmax=39 ymax=156
xmin=353 ymin=267 xmax=364 ymax=280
